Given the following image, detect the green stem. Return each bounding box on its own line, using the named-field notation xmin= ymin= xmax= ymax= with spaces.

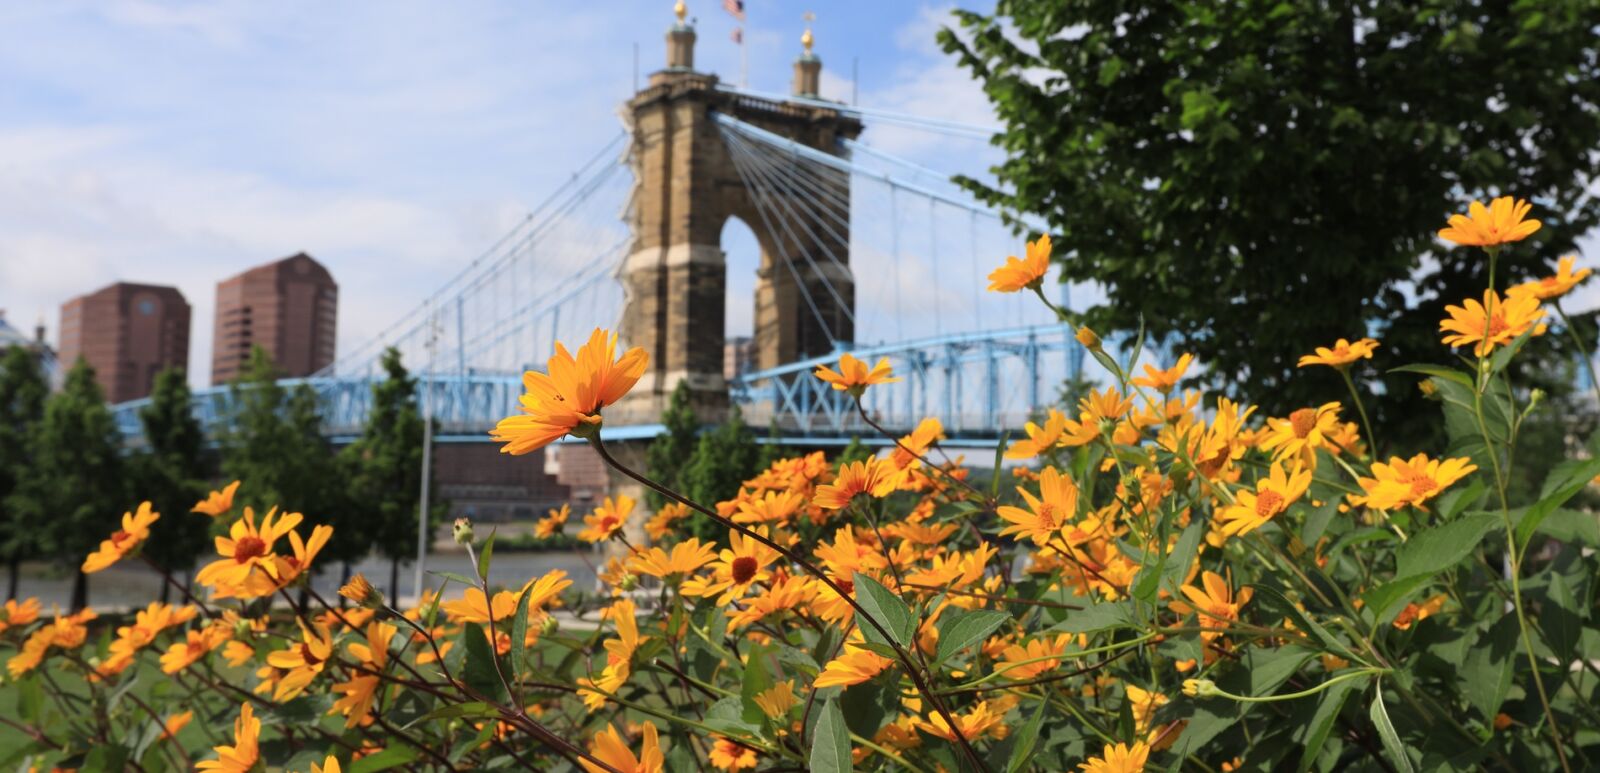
xmin=1556 ymin=302 xmax=1600 ymax=406
xmin=1339 ymin=367 xmax=1379 ymax=457
xmin=1199 ymin=667 xmax=1384 ymax=703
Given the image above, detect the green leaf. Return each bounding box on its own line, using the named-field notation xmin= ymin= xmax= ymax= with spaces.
xmin=1435 ymin=479 xmax=1486 ymax=520
xmin=741 ymin=641 xmax=775 ymax=726
xmin=1545 ymin=572 xmax=1582 ymax=662
xmin=1517 ymin=453 xmax=1600 ymax=550
xmin=935 ymin=609 xmax=1011 ymax=666
xmin=1461 ymin=615 xmax=1518 ymax=721
xmin=1389 ymin=363 xmax=1473 ymax=388
xmin=1395 ymin=513 xmax=1499 ymax=579
xmin=1297 ymin=675 xmax=1360 ymax=773
xmin=1535 ymin=508 xmax=1600 ymax=546
xmin=1049 ymin=602 xmax=1134 ymax=634
xmin=1487 ymin=324 xmax=1538 ymax=375
xmin=1370 ymin=683 xmax=1414 ymax=773
xmin=429 ymin=570 xmax=480 ymax=589
xmin=1006 ymin=699 xmax=1048 ymax=773
xmin=853 ymin=572 xmax=914 ymax=648
xmin=811 ymin=698 xmax=852 ymax=773
xmin=351 ymin=744 xmax=421 ymax=773
xmin=705 ymin=695 xmax=762 ymax=736
xmin=1161 ymin=521 xmax=1205 ymax=596
xmin=1251 ymin=586 xmax=1357 ymax=661
xmin=459 ymin=622 xmax=507 ymax=701
xmin=508 ymin=585 xmax=532 ymax=680
xmin=1360 ymin=574 xmax=1434 ymax=626
xmin=83 ymin=745 xmax=129 ymax=773
xmin=1301 ymin=496 xmax=1341 ymax=547
xmin=477 ymin=527 xmax=497 ymax=580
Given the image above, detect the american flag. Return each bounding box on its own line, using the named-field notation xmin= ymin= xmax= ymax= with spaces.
xmin=723 ymin=0 xmax=745 ymax=21
xmin=731 ymin=26 xmax=743 ymax=44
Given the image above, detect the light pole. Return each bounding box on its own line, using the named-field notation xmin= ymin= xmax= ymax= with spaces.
xmin=412 ymin=307 xmax=440 ymax=604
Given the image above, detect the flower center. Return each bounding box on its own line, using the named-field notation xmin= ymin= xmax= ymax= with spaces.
xmin=1288 ymin=408 xmax=1318 ymax=438
xmin=1408 ymin=475 xmax=1439 ymax=498
xmin=110 ymin=530 xmax=132 ymax=547
xmin=731 ymin=556 xmax=758 ymax=584
xmin=233 ymin=536 xmax=268 ymax=563
xmin=598 ymin=515 xmax=619 ymax=532
xmin=1036 ymin=503 xmax=1058 ymax=529
xmin=1254 ymin=490 xmax=1286 ymax=518
xmin=1485 ymin=313 xmax=1509 ymax=339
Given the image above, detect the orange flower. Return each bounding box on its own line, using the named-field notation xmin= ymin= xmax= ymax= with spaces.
xmin=916 ymin=699 xmax=1009 ymax=743
xmin=681 ymin=527 xmax=780 ymax=605
xmin=159 ymin=624 xmax=231 ymax=674
xmin=160 ymin=710 xmax=193 ymax=740
xmin=1259 ymin=402 xmax=1343 ymax=470
xmin=534 ymin=504 xmax=569 ymax=538
xmin=82 ymin=501 xmax=160 ymax=573
xmin=815 ymin=641 xmax=895 ymax=688
xmin=1438 ymin=196 xmax=1540 ymax=247
xmin=0 ymin=597 xmax=41 ymax=634
xmin=1078 ymin=741 xmax=1149 ymax=773
xmin=1131 ymin=353 xmax=1194 ymax=392
xmin=1171 ymin=571 xmax=1253 ymax=642
xmin=644 ymin=502 xmax=692 ymax=540
xmin=332 ymin=621 xmax=396 ymax=728
xmin=578 ymin=495 xmax=635 ymax=542
xmin=1508 ymin=255 xmax=1592 ymax=302
xmin=1297 ymin=338 xmax=1379 ymax=369
xmin=192 ymin=481 xmax=241 ymax=517
xmin=987 ymin=233 xmax=1052 ymax=292
xmin=196 ymin=703 xmax=260 ymax=773
xmin=1393 ymin=593 xmax=1448 ymax=630
xmin=814 ymin=352 xmax=900 ymax=396
xmin=195 ymin=506 xmax=302 ymax=599
xmin=1439 ymin=290 xmax=1547 ymax=357
xmin=627 ymin=538 xmax=717 ymax=579
xmin=492 ymin=328 xmax=648 ymax=454
xmin=996 ymin=466 xmax=1080 ymax=546
xmin=708 ymin=736 xmax=758 ymax=770
xmin=581 ymin=722 xmax=663 ymax=773
xmin=1353 ymin=454 xmax=1477 ymax=512
xmin=814 ymin=458 xmax=897 ymax=509
xmin=265 ymin=622 xmax=333 ymax=700
xmin=1216 ymin=462 xmax=1310 ymax=537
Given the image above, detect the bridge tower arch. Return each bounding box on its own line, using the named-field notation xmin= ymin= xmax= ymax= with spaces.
xmin=613 ymin=6 xmax=861 ymax=425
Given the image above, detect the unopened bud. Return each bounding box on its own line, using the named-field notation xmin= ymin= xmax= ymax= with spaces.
xmin=1182 ymin=678 xmax=1217 ymax=698
xmin=339 ymin=573 xmax=385 ymax=610
xmin=1529 ymin=388 xmax=1546 ymax=408
xmin=1076 ymin=326 xmax=1102 ymax=350
xmin=619 ymin=573 xmax=639 ymax=592
xmin=541 ymin=616 xmax=560 ymax=636
xmin=1418 ymin=379 xmax=1439 ymax=398
xmin=453 ymin=518 xmax=475 ymax=546
xmin=233 ymin=619 xmax=253 ymax=639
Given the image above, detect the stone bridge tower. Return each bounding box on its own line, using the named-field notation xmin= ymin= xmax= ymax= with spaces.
xmin=612 ymin=4 xmax=862 ymax=425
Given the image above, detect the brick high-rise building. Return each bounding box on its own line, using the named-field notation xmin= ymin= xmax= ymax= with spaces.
xmin=58 ymin=283 xmax=191 ymax=403
xmin=211 ymin=252 xmax=338 ymax=385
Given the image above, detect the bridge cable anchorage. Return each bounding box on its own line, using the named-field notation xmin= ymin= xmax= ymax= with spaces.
xmin=718 ymin=125 xmax=858 ymax=329
xmin=720 ymin=122 xmax=842 ymax=350
xmin=317 ymin=131 xmax=628 ymax=378
xmin=715 ymin=84 xmax=1002 ymax=139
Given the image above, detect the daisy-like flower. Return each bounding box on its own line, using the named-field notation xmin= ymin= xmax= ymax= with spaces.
xmin=441 ymin=570 xmax=571 ymax=624
xmin=491 ymin=328 xmax=649 ymax=454
xmin=331 ymin=621 xmax=395 ymax=728
xmin=1079 ymin=741 xmax=1150 ymax=773
xmin=1297 ymin=338 xmax=1379 ymax=369
xmin=917 ymin=699 xmax=1010 ymax=743
xmin=580 ymin=722 xmax=663 ymax=773
xmin=987 ymin=233 xmax=1052 ymax=292
xmin=312 ymin=757 xmax=341 ymax=773
xmin=265 ymin=622 xmax=333 ymax=701
xmin=1004 ymin=409 xmax=1097 ymax=458
xmin=577 ymin=495 xmax=635 ymax=543
xmin=732 ymin=490 xmax=805 ymax=524
xmin=752 ymin=679 xmax=798 ymax=719
xmin=888 ymin=416 xmax=945 ymax=471
xmin=708 ymin=736 xmax=758 ymax=770
xmin=814 ymin=457 xmax=898 ymax=510
xmin=728 ymin=574 xmax=812 ymax=629
xmin=1354 ymin=453 xmax=1477 ymax=512
xmin=644 ymin=502 xmax=691 ymax=540
xmin=814 ymin=352 xmax=900 ymax=396
xmin=1259 ymin=402 xmax=1343 ymax=469
xmin=159 ymin=623 xmax=231 ymax=674
xmin=192 ymin=481 xmax=241 ymax=517
xmin=265 ymin=524 xmax=333 ymax=594
xmin=681 ymin=527 xmax=781 ymax=605
xmin=82 ymin=501 xmax=160 ymax=573
xmin=814 ymin=640 xmax=895 ymax=688
xmin=1170 ymin=571 xmax=1253 ymax=642
xmin=160 ymin=710 xmax=193 ymax=741
xmin=534 ymin=504 xmax=569 ymax=538
xmin=1216 ymin=462 xmax=1310 ymax=537
xmin=196 ymin=703 xmax=260 ymax=773
xmin=0 ymin=597 xmax=41 ymax=635
xmin=1439 ymin=289 xmax=1547 ymax=357
xmin=627 ymin=538 xmax=717 ymax=580
xmin=996 ymin=466 xmax=1080 ymax=546
xmin=1125 ymin=684 xmax=1169 ymax=734
xmin=1438 ymin=196 xmax=1541 ymax=247
xmin=1080 ymin=386 xmax=1135 ymax=425
xmin=195 ymin=507 xmax=303 ymax=598
xmin=997 ymin=634 xmax=1071 ymax=679
xmin=1131 ymin=353 xmax=1194 ymax=392
xmin=1508 ymin=255 xmax=1593 ymax=302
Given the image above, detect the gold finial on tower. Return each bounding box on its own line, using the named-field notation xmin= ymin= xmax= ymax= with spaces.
xmin=674 ymin=1 xmax=687 ymax=23
xmin=801 ymin=11 xmax=815 ymax=55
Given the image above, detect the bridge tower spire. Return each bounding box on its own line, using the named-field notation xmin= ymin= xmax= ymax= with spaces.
xmin=613 ymin=3 xmax=863 ymax=425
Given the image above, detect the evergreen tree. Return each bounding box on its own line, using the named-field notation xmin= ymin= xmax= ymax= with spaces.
xmin=644 ymin=381 xmax=699 ymax=507
xmin=835 ymin=436 xmax=872 ymax=466
xmin=13 ymin=359 xmax=124 ymax=610
xmin=344 ymin=348 xmax=426 ymax=598
xmin=756 ymin=419 xmax=788 ymax=469
xmin=0 ymin=346 xmax=48 ymax=599
xmin=681 ymin=404 xmax=761 ymax=510
xmin=132 ymin=367 xmax=211 ymax=600
xmin=222 ymin=346 xmax=293 ymax=510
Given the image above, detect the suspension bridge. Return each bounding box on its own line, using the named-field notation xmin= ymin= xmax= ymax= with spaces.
xmin=109 ymin=9 xmax=1091 ymax=451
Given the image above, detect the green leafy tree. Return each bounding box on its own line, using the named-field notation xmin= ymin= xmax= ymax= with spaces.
xmin=681 ymin=404 xmax=761 ymax=515
xmin=343 ymin=347 xmax=427 ymax=598
xmin=835 ymin=435 xmax=872 ymax=466
xmin=132 ymin=367 xmax=211 ymax=600
xmin=645 ymin=381 xmax=700 ymax=507
xmin=0 ymin=346 xmax=48 ymax=599
xmin=12 ymin=359 xmax=125 ymax=610
xmin=756 ymin=419 xmax=788 ymax=469
xmin=941 ymin=0 xmax=1600 ymax=449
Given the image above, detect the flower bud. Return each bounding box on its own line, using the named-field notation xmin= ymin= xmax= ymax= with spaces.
xmin=339 ymin=573 xmax=385 ymax=610
xmin=453 ymin=517 xmax=475 ymax=546
xmin=1529 ymin=388 xmax=1546 ymax=408
xmin=1076 ymin=326 xmax=1102 ymax=350
xmin=1182 ymin=678 xmax=1217 ymax=698
xmin=1418 ymin=379 xmax=1439 ymax=398
xmin=233 ymin=619 xmax=253 ymax=639
xmin=540 ymin=616 xmax=560 ymax=636
xmin=619 ymin=573 xmax=639 ymax=592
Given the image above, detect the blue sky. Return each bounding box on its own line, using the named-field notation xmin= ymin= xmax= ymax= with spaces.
xmin=0 ymin=0 xmax=1006 ymax=383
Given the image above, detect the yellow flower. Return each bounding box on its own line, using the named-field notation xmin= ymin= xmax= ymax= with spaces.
xmin=916 ymin=699 xmax=1009 ymax=743
xmin=814 ymin=641 xmax=895 ymax=688
xmin=0 ymin=597 xmax=41 ymax=634
xmin=732 ymin=490 xmax=805 ymax=524
xmin=1125 ymin=684 xmax=1169 ymax=734
xmin=997 ymin=634 xmax=1071 ymax=679
xmin=1131 ymin=353 xmax=1194 ymax=392
xmin=1439 ymin=289 xmax=1547 ymax=357
xmin=338 ymin=573 xmax=381 ymax=608
xmin=1354 ymin=454 xmax=1477 ymax=512
xmin=1080 ymin=386 xmax=1134 ymax=424
xmin=192 ymin=481 xmax=241 ymax=517
xmin=160 ymin=710 xmax=192 ymax=740
xmin=1509 ymin=255 xmax=1592 ymax=302
xmin=580 ymin=722 xmax=663 ymax=773
xmin=265 ymin=622 xmax=333 ymax=701
xmin=889 ymin=417 xmax=945 ymax=471
xmin=159 ymin=624 xmax=230 ymax=674
xmin=578 ymin=495 xmax=636 ymax=542
xmin=752 ymin=679 xmax=798 ymax=719
xmin=534 ymin=504 xmax=569 ymax=538
xmin=996 ymin=466 xmax=1080 ymax=546
xmin=1297 ymin=338 xmax=1379 ymax=369
xmin=312 ymin=756 xmax=341 ymax=773
xmin=1078 ymin=741 xmax=1150 ymax=773
xmin=987 ymin=233 xmax=1053 ymax=292
xmin=441 ymin=571 xmax=571 ymax=624
xmin=1259 ymin=402 xmax=1342 ymax=469
xmin=814 ymin=352 xmax=900 ymax=396
xmin=681 ymin=527 xmax=780 ymax=605
xmin=82 ymin=501 xmax=160 ymax=574
xmin=814 ymin=458 xmax=897 ymax=510
xmin=1438 ymin=196 xmax=1540 ymax=247
xmin=492 ymin=327 xmax=649 ymax=454
xmin=627 ymin=538 xmax=717 ymax=580
xmin=331 ymin=621 xmax=395 ymax=728
xmin=1216 ymin=462 xmax=1311 ymax=537
xmin=708 ymin=736 xmax=758 ymax=770
xmin=195 ymin=506 xmax=302 ymax=598
xmin=196 ymin=703 xmax=260 ymax=773
xmin=1005 ymin=409 xmax=1096 ymax=457
xmin=1076 ymin=325 xmax=1102 ymax=349
xmin=1393 ymin=593 xmax=1449 ymax=630
xmin=1171 ymin=571 xmax=1253 ymax=642
xmin=645 ymin=502 xmax=692 ymax=540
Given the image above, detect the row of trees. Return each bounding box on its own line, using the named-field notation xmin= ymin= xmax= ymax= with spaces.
xmin=0 ymin=343 xmax=431 ymax=609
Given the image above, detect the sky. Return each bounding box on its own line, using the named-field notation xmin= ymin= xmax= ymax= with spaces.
xmin=0 ymin=0 xmax=1006 ymax=386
